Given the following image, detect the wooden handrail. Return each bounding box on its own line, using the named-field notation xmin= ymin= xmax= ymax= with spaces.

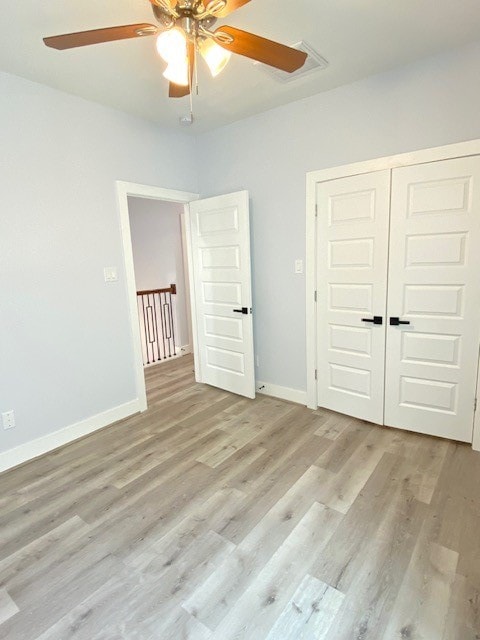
xmin=137 ymin=283 xmax=176 ymax=296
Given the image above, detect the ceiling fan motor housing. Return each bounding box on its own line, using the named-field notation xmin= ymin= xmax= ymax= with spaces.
xmin=152 ymin=1 xmax=217 ymax=40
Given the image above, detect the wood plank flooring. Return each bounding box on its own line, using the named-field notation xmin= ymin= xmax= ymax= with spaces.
xmin=1 ymin=354 xmax=480 ymax=639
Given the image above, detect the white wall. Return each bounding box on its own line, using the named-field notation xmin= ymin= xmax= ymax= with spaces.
xmin=128 ymin=197 xmax=190 ymax=348
xmin=0 ymin=71 xmax=197 ymax=457
xmin=195 ymin=40 xmax=480 ymax=394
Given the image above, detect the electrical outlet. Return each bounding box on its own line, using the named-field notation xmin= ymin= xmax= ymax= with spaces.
xmin=295 ymin=259 xmax=304 ymax=274
xmin=2 ymin=410 xmax=15 ymax=430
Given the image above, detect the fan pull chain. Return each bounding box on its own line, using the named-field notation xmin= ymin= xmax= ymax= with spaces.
xmin=194 ymin=39 xmax=199 ymax=96
xmin=187 ymin=36 xmax=198 ymax=122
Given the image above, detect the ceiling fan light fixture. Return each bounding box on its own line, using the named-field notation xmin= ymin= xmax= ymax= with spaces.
xmin=42 ymin=0 xmax=311 ymax=107
xmin=199 ymin=38 xmax=231 ymax=77
xmin=156 ymin=27 xmax=186 ymax=63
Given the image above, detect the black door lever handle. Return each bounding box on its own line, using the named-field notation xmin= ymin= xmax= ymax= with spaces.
xmin=361 ymin=316 xmax=383 ymax=325
xmin=233 ymin=307 xmax=249 ymax=315
xmin=390 ymin=317 xmax=410 ymax=326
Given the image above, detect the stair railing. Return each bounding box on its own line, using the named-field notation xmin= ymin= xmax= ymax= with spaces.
xmin=136 ymin=284 xmax=177 ymax=365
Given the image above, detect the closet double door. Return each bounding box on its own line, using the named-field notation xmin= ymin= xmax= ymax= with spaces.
xmin=316 ymin=156 xmax=480 ymax=442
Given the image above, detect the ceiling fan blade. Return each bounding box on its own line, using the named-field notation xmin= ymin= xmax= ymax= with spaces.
xmin=169 ymin=82 xmax=190 ymax=98
xmin=214 ymin=26 xmax=307 ymax=72
xmin=169 ymin=40 xmax=195 ymax=98
xmin=43 ymin=24 xmax=158 ymax=50
xmin=201 ymin=0 xmax=251 ymax=18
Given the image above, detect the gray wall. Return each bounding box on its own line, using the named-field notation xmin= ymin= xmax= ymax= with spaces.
xmin=195 ymin=41 xmax=480 ymax=393
xmin=128 ymin=197 xmax=190 ymax=348
xmin=0 ymin=71 xmax=197 ymax=453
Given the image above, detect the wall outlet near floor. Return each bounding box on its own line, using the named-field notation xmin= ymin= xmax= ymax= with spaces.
xmin=295 ymin=259 xmax=304 ymax=274
xmin=2 ymin=410 xmax=15 ymax=430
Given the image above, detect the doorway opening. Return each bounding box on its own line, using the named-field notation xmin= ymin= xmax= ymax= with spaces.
xmin=128 ymin=196 xmax=192 ymax=368
xmin=117 ymin=182 xmax=199 ymax=411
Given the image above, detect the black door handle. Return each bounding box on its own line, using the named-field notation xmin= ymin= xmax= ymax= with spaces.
xmin=233 ymin=307 xmax=249 ymax=315
xmin=390 ymin=317 xmax=410 ymax=326
xmin=361 ymin=316 xmax=383 ymax=325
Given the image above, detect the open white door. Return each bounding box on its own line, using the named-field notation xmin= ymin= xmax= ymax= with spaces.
xmin=188 ymin=191 xmax=255 ymax=399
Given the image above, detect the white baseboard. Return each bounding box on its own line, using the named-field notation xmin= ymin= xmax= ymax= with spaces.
xmin=0 ymin=399 xmax=140 ymax=473
xmin=177 ymin=344 xmax=192 ymax=356
xmin=143 ymin=345 xmax=191 ymax=369
xmin=256 ymin=381 xmax=307 ymax=406
xmin=473 ymin=414 xmax=480 ymax=452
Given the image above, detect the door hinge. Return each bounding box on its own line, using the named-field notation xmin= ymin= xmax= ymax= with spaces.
xmin=314 ymin=369 xmax=317 ymax=380
xmin=314 ymin=290 xmax=317 ymax=303
xmin=315 ymin=204 xmax=318 ymax=217
xmin=475 ymin=397 xmax=478 ymax=412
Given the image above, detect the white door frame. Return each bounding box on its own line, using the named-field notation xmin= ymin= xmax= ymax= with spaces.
xmin=305 ymin=138 xmax=480 ymax=449
xmin=116 ymin=181 xmax=199 ymax=412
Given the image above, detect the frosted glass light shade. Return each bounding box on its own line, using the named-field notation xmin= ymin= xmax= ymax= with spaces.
xmin=156 ymin=28 xmax=187 ymax=63
xmin=199 ymin=38 xmax=231 ymax=77
xmin=157 ymin=29 xmax=189 ymax=86
xmin=163 ymin=60 xmax=189 ymax=86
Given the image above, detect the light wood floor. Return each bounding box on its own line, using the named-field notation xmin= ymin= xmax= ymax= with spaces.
xmin=1 ymin=355 xmax=480 ymax=639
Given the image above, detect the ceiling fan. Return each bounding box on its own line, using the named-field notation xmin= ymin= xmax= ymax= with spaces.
xmin=43 ymin=0 xmax=308 ymax=99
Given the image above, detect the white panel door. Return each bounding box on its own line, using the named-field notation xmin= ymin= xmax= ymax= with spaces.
xmin=385 ymin=157 xmax=480 ymax=441
xmin=189 ymin=191 xmax=255 ymax=398
xmin=316 ymin=171 xmax=391 ymax=424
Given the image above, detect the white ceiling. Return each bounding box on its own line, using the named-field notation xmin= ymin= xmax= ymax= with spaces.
xmin=2 ymin=0 xmax=480 ymax=133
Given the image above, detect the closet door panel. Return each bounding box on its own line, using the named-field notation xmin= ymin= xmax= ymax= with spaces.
xmin=316 ymin=170 xmax=390 ymax=424
xmin=385 ymin=157 xmax=480 ymax=442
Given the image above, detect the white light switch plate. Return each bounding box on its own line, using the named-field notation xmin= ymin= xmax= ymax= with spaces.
xmin=104 ymin=267 xmax=118 ymax=282
xmin=295 ymin=259 xmax=304 ymax=274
